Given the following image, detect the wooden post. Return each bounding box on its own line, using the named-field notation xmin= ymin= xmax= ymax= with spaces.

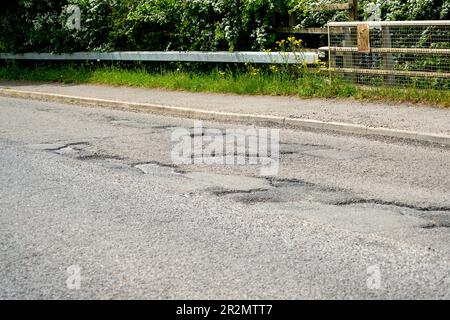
xmin=349 ymin=0 xmax=358 ymax=21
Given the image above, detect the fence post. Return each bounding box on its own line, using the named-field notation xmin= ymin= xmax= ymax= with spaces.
xmin=342 ymin=1 xmax=358 ymax=80
xmin=382 ymin=26 xmax=394 ymax=85
xmin=328 ymin=24 xmax=333 ymax=81
xmin=349 ymin=0 xmax=358 ymax=22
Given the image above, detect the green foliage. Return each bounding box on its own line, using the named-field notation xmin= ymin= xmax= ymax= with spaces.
xmin=0 ymin=0 xmax=67 ymax=52
xmin=374 ymin=0 xmax=450 ymax=21
xmin=289 ymin=0 xmax=349 ymax=28
xmin=63 ymin=0 xmax=122 ymax=51
xmin=127 ymin=0 xmax=288 ymax=51
xmin=1 ymin=0 xmax=449 ymax=53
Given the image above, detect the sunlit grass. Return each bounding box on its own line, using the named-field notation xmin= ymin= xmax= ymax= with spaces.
xmin=0 ymin=64 xmax=448 ymax=107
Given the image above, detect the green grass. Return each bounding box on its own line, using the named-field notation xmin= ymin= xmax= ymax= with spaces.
xmin=0 ymin=64 xmax=449 ymax=107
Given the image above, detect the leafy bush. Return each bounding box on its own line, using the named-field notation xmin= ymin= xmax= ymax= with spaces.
xmin=127 ymin=0 xmax=288 ymax=51
xmin=1 ymin=0 xmax=449 ymax=53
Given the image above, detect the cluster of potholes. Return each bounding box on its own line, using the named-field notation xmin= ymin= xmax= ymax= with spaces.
xmin=44 ymin=139 xmax=450 ymax=229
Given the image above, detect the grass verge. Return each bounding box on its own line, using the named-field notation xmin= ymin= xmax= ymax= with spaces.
xmin=0 ymin=64 xmax=449 ymax=107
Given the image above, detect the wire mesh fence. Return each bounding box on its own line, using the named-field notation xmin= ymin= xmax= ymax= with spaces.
xmin=326 ymin=21 xmax=450 ymax=89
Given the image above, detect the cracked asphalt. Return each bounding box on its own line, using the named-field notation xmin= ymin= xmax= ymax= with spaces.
xmin=0 ymin=96 xmax=449 ymax=299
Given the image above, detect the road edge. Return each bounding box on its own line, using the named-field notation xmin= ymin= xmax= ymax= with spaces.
xmin=1 ymin=88 xmax=449 ymax=146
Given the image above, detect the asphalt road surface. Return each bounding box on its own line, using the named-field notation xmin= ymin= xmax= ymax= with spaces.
xmin=0 ymin=96 xmax=449 ymax=299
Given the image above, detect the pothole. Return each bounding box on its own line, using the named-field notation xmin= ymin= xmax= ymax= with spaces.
xmin=332 ymin=199 xmax=450 ymax=213
xmin=180 ymin=172 xmax=271 ymax=194
xmin=46 ymin=142 xmax=89 ymax=155
xmin=56 ymin=146 xmax=79 ymax=155
xmin=46 ymin=142 xmax=128 ymax=164
xmin=211 ymin=188 xmax=270 ymax=196
xmin=207 ymin=176 xmax=355 ymax=205
xmin=213 ymin=176 xmax=450 ymax=217
xmin=151 ymin=125 xmax=179 ymax=129
xmin=421 ymin=221 xmax=450 ymax=229
xmin=236 ymin=195 xmax=282 ymax=204
xmin=76 ymin=154 xmax=124 ymax=161
xmin=133 ymin=161 xmax=185 ymax=175
xmin=267 ymin=178 xmax=315 ymax=188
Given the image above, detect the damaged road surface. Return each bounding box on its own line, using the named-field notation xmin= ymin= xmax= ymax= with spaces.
xmin=0 ymin=96 xmax=449 ymax=299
